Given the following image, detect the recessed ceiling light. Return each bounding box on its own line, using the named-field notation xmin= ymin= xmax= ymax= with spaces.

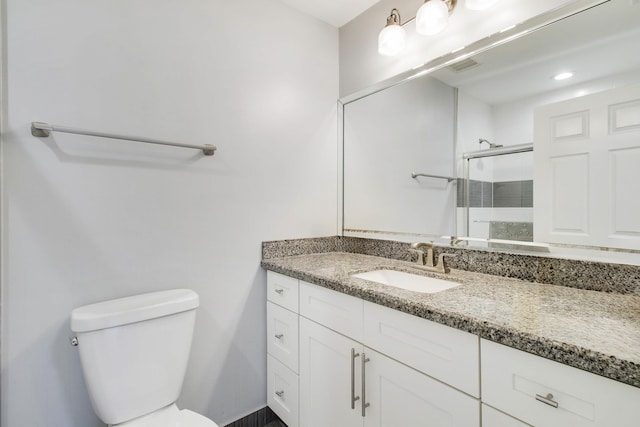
xmin=554 ymin=72 xmax=574 ymax=81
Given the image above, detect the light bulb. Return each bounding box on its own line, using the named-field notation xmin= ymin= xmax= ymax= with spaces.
xmin=378 ymin=24 xmax=407 ymax=56
xmin=466 ymin=0 xmax=499 ymax=10
xmin=416 ymin=0 xmax=450 ymax=36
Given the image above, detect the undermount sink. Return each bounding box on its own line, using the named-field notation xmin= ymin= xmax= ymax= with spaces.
xmin=351 ymin=269 xmax=462 ymax=294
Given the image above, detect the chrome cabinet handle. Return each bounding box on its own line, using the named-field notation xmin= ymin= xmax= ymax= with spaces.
xmin=274 ymin=288 xmax=284 ymax=295
xmin=535 ymin=393 xmax=559 ymax=408
xmin=361 ymin=352 xmax=370 ymax=417
xmin=351 ymin=348 xmax=360 ymax=409
xmin=275 ymin=390 xmax=285 ymax=398
xmin=274 ymin=334 xmax=284 ymax=339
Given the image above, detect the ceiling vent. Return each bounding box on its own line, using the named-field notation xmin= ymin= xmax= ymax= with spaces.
xmin=448 ymin=58 xmax=480 ymax=72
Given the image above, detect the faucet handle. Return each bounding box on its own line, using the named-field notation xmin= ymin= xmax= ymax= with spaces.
xmin=436 ymin=253 xmax=455 ymax=273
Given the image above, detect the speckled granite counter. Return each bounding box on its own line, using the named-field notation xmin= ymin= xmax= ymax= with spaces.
xmin=261 ymin=252 xmax=640 ymax=389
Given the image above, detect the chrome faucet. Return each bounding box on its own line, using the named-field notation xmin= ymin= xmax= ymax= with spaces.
xmin=409 ymin=242 xmax=455 ymax=274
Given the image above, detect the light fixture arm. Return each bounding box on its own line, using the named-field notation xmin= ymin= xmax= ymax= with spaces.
xmin=441 ymin=0 xmax=458 ymax=15
xmin=386 ymin=8 xmax=402 ymax=26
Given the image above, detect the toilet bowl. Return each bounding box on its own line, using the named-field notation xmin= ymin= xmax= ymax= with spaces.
xmin=70 ymin=289 xmax=219 ymax=427
xmin=116 ymin=403 xmax=215 ymax=427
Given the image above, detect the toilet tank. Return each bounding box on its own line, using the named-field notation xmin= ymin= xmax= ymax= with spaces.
xmin=70 ymin=289 xmax=200 ymax=425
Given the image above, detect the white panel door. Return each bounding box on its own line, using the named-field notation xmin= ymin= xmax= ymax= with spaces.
xmin=299 ymin=317 xmax=363 ymax=427
xmin=364 ymin=348 xmax=480 ymax=427
xmin=534 ymin=83 xmax=640 ymax=249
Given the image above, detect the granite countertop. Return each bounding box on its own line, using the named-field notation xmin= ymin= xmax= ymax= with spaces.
xmin=261 ymin=252 xmax=640 ymax=388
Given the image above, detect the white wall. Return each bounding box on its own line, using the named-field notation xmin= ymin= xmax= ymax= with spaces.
xmin=1 ymin=1 xmax=338 ymax=426
xmin=339 ymin=0 xmax=573 ymax=97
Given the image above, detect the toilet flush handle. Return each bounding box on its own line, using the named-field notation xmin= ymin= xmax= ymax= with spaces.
xmin=70 ymin=336 xmax=79 ymax=346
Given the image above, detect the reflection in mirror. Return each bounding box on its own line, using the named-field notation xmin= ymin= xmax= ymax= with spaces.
xmin=341 ymin=0 xmax=640 ymax=263
xmin=343 ymin=76 xmax=456 ymax=237
xmin=463 ymin=150 xmax=534 ymax=250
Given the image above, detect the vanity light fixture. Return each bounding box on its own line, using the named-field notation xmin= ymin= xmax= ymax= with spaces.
xmin=378 ymin=8 xmax=407 ymax=56
xmin=416 ymin=0 xmax=455 ymax=35
xmin=554 ymin=72 xmax=574 ymax=81
xmin=378 ymin=0 xmax=500 ymax=56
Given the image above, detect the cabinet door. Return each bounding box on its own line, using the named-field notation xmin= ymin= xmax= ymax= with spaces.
xmin=364 ymin=348 xmax=480 ymax=427
xmin=299 ymin=317 xmax=363 ymax=427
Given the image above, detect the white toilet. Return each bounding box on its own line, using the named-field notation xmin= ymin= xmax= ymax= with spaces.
xmin=70 ymin=289 xmax=219 ymax=427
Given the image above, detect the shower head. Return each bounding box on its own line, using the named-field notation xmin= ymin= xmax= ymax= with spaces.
xmin=479 ymin=138 xmax=503 ymax=149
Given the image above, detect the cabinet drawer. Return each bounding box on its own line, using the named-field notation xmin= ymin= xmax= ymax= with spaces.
xmin=299 ymin=281 xmax=363 ymax=341
xmin=481 ymin=339 xmax=640 ymax=427
xmin=267 ymin=354 xmax=299 ymax=427
xmin=267 ymin=301 xmax=299 ymax=373
xmin=267 ymin=270 xmax=299 ymax=312
xmin=363 ymin=301 xmax=479 ymax=397
xmin=482 ymin=404 xmax=530 ymax=426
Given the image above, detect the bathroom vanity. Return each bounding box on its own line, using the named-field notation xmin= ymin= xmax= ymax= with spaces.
xmin=262 ymin=246 xmax=640 ymax=427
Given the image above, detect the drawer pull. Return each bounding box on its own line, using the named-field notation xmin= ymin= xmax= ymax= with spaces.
xmin=275 ymin=390 xmax=285 ymax=398
xmin=361 ymin=353 xmax=370 ymax=417
xmin=535 ymin=393 xmax=559 ymax=408
xmin=275 ymin=288 xmax=285 ymax=295
xmin=274 ymin=334 xmax=284 ymax=340
xmin=351 ymin=348 xmax=360 ymax=409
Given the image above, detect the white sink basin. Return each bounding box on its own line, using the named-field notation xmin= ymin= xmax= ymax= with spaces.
xmin=351 ymin=269 xmax=462 ymax=294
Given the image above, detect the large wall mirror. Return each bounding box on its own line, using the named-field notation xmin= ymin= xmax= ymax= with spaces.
xmin=341 ymin=0 xmax=640 ymax=263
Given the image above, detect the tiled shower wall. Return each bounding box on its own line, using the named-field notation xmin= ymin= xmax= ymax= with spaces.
xmin=456 ymin=179 xmax=533 ymax=208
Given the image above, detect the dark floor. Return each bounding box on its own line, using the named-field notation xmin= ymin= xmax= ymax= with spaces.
xmin=223 ymin=406 xmax=286 ymax=427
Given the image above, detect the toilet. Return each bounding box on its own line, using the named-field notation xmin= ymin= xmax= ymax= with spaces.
xmin=70 ymin=289 xmax=219 ymax=427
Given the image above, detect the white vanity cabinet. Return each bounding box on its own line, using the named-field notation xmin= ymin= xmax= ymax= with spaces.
xmin=481 ymin=339 xmax=640 ymax=427
xmin=269 ymin=273 xmax=480 ymax=427
xmin=267 ymin=269 xmax=640 ymax=427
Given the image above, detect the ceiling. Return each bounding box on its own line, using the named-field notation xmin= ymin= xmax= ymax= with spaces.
xmin=278 ymin=0 xmax=381 ymax=27
xmin=430 ymin=0 xmax=640 ymax=105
